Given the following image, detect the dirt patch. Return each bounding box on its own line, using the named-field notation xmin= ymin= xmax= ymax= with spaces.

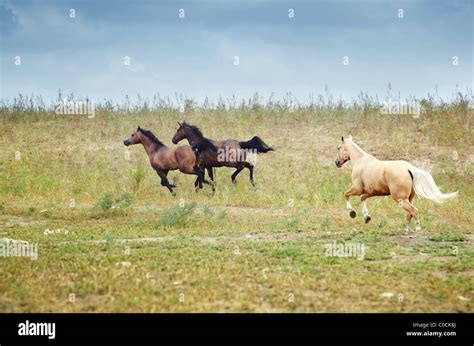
xmin=197 ymin=206 xmax=288 ymax=216
xmin=0 ymin=216 xmax=46 ymax=228
xmin=56 ymin=230 xmax=318 ymax=246
xmin=59 ymin=236 xmax=176 ymax=245
xmin=130 ymin=205 xmax=288 ymax=216
xmin=391 ymin=231 xmax=434 ymax=248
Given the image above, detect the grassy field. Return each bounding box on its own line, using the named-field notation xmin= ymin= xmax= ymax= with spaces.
xmin=0 ymin=98 xmax=473 ymax=312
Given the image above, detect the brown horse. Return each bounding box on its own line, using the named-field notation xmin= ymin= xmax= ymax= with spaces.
xmin=172 ymin=122 xmax=274 ymax=186
xmin=123 ymin=126 xmax=208 ymax=195
xmin=335 ymin=135 xmax=458 ymax=231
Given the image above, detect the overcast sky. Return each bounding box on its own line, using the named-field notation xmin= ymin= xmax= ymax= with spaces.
xmin=0 ymin=0 xmax=472 ymax=104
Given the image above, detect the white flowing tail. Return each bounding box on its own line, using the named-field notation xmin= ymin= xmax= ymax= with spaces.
xmin=408 ymin=165 xmax=458 ymax=203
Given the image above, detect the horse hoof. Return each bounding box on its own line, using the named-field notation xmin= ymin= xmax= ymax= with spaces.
xmin=415 ymin=221 xmax=421 ymax=232
xmin=171 ymin=191 xmax=176 ymax=197
xmin=349 ymin=210 xmax=356 ymax=218
xmin=232 ymin=180 xmax=237 ymax=184
xmin=364 ymin=216 xmax=371 ymax=224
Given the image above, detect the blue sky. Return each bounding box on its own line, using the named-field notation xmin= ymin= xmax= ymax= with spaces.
xmin=0 ymin=0 xmax=472 ymax=104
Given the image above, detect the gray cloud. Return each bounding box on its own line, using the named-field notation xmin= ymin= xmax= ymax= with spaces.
xmin=1 ymin=0 xmax=472 ymax=103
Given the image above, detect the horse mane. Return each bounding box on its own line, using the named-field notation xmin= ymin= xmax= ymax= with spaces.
xmin=182 ymin=122 xmax=204 ymax=138
xmin=346 ymin=138 xmax=373 ymax=158
xmin=192 ymin=138 xmax=217 ymax=154
xmin=138 ymin=128 xmax=165 ymax=147
xmin=181 ymin=122 xmax=217 ymax=153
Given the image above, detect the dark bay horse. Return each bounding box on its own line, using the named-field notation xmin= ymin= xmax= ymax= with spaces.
xmin=123 ymin=126 xmax=213 ymax=195
xmin=172 ymin=122 xmax=274 ymax=186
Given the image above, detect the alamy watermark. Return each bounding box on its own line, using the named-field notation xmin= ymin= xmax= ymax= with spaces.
xmin=55 ymin=100 xmax=95 ymax=118
xmin=18 ymin=320 xmax=55 ymax=339
xmin=324 ymin=241 xmax=365 ymax=260
xmin=0 ymin=238 xmax=38 ymax=261
xmin=380 ymin=99 xmax=423 ymax=118
xmin=217 ymin=147 xmax=258 ymax=165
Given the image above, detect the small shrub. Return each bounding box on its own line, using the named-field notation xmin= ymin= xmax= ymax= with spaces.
xmin=117 ymin=192 xmax=135 ymax=208
xmin=131 ymin=166 xmax=147 ymax=192
xmin=203 ymin=206 xmax=214 ymax=217
xmin=26 ymin=207 xmax=36 ymax=216
xmin=160 ymin=202 xmax=197 ymax=228
xmin=217 ymin=209 xmax=227 ymax=220
xmin=429 ymin=232 xmax=466 ymax=242
xmin=98 ymin=193 xmax=113 ymax=212
xmin=105 ymin=233 xmax=115 ymax=243
xmin=321 ymin=217 xmax=331 ymax=231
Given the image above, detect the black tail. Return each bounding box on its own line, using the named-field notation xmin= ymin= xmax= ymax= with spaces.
xmin=239 ymin=136 xmax=274 ymax=153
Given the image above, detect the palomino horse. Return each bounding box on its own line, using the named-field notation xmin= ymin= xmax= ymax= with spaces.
xmin=335 ymin=135 xmax=458 ymax=231
xmin=123 ymin=126 xmax=212 ymax=195
xmin=172 ymin=122 xmax=274 ymax=186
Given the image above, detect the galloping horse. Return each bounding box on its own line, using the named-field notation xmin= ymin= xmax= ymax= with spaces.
xmin=172 ymin=122 xmax=274 ymax=186
xmin=335 ymin=135 xmax=458 ymax=231
xmin=123 ymin=126 xmax=213 ymax=195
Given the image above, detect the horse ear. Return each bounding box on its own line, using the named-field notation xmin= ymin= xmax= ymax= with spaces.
xmin=341 ymin=136 xmax=344 ymax=142
xmin=348 ymin=134 xmax=353 ymax=141
xmin=177 ymin=121 xmax=181 ymax=126
xmin=137 ymin=126 xmax=141 ymax=130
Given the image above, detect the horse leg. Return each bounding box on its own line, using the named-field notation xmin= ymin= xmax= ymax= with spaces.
xmin=207 ymin=167 xmax=215 ymax=184
xmin=193 ymin=167 xmax=205 ymax=190
xmin=193 ymin=166 xmax=211 ymax=186
xmin=205 ymin=167 xmax=215 ymax=192
xmin=199 ymin=167 xmax=214 ymax=187
xmin=198 ymin=168 xmax=212 ymax=189
xmin=187 ymin=161 xmax=209 ymax=190
xmin=231 ymin=163 xmax=244 ymax=184
xmin=248 ymin=164 xmax=256 ymax=187
xmin=409 ymin=190 xmax=420 ymax=231
xmin=360 ymin=194 xmax=372 ymax=223
xmin=201 ymin=168 xmax=211 ymax=185
xmin=344 ymin=186 xmax=359 ymax=218
xmin=399 ymin=198 xmax=420 ymax=231
xmin=402 ymin=190 xmax=416 ymax=232
xmin=404 ymin=213 xmax=412 ymax=233
xmin=157 ymin=171 xmax=175 ymax=196
xmin=205 ymin=167 xmax=213 ymax=182
xmin=194 ymin=173 xmax=209 ymax=188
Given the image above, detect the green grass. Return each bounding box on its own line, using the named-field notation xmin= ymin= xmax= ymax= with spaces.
xmin=0 ymin=103 xmax=473 ymax=312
